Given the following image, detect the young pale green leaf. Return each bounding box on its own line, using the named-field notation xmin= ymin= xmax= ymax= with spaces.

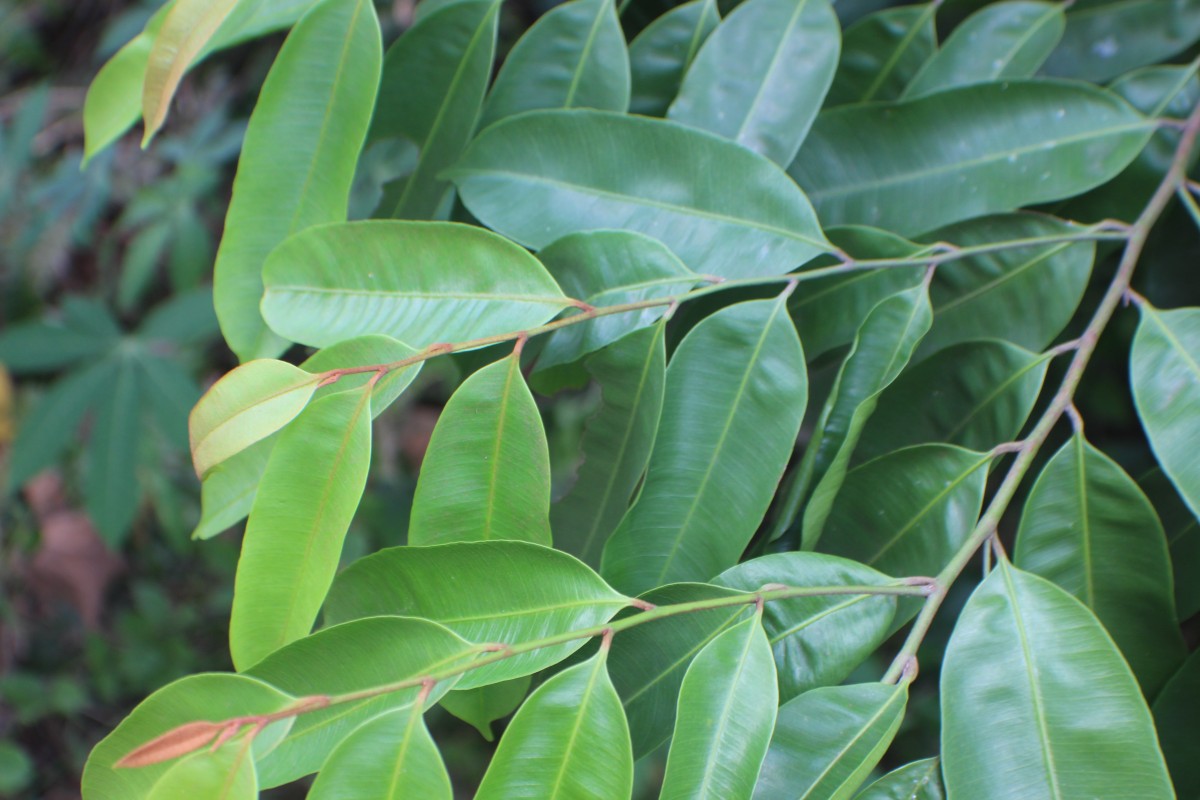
xmin=85 ymin=355 xmax=142 ymax=546
xmin=716 ymin=553 xmax=899 ymax=702
xmin=1042 ymin=0 xmax=1200 ymax=83
xmin=300 ymin=334 xmax=422 ymax=417
xmin=1015 ymin=434 xmax=1185 ymax=697
xmin=246 ymin=616 xmax=475 ymax=788
xmin=858 ymin=341 xmax=1048 ymax=460
xmin=193 ymin=435 xmax=275 ymax=540
xmin=660 ymin=614 xmax=777 ymax=800
xmin=601 ymin=298 xmax=806 ymax=595
xmin=307 ymin=705 xmax=451 ymax=800
xmin=230 ymin=386 xmax=373 ymax=670
xmin=146 ymin=741 xmax=258 ymax=800
xmin=480 ymin=0 xmax=629 ymax=128
xmin=825 ymin=3 xmax=936 ymax=106
xmin=1131 ymin=303 xmax=1200 ymax=520
xmin=551 ymin=325 xmax=667 ymax=566
xmin=475 ymin=649 xmax=633 ymax=800
xmin=323 ymin=542 xmax=632 ymax=688
xmin=901 ymin=1 xmax=1064 ymax=100
xmin=791 ymin=81 xmax=1151 ymax=237
xmin=450 ymin=109 xmax=831 ymax=279
xmin=1140 ymin=468 xmax=1200 ymax=621
xmin=82 ymin=673 xmax=293 ymax=800
xmin=261 ymin=220 xmax=571 ymax=349
xmin=371 ymin=0 xmax=499 ymax=219
xmin=439 ymin=677 xmax=531 ymax=741
xmin=941 ymin=560 xmax=1174 ymax=799
xmin=1152 ymin=648 xmax=1200 ymax=798
xmin=628 ymin=0 xmax=720 ymax=116
xmin=213 ymin=0 xmax=381 ymax=361
xmin=188 ymin=359 xmax=319 ymax=478
xmin=754 ymin=682 xmax=908 ymax=800
xmin=852 ymin=758 xmax=943 ymax=800
xmin=409 ymin=354 xmax=552 ymax=546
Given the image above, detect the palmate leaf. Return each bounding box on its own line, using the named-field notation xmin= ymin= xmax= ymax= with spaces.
xmin=85 ymin=354 xmax=142 ymax=545
xmin=0 ymin=297 xmax=120 ymax=375
xmin=825 ymin=3 xmax=937 ymax=106
xmin=628 ymin=0 xmax=719 ymax=117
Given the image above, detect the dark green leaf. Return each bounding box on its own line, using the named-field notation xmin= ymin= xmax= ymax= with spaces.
xmin=0 ymin=300 xmax=120 ymax=375
xmin=1152 ymin=648 xmax=1200 ymax=798
xmin=138 ymin=354 xmax=202 ymax=452
xmin=1139 ymin=468 xmax=1200 ymax=621
xmin=628 ymin=0 xmax=720 ymax=117
xmin=193 ymin=435 xmax=275 ymax=541
xmin=852 ymin=758 xmax=943 ymax=800
xmin=85 ymin=355 xmax=142 ymax=546
xmin=138 ymin=288 xmax=220 ymax=346
xmin=439 ymin=677 xmax=530 ymax=741
xmin=118 ymin=222 xmax=172 ymax=312
xmin=826 ymin=3 xmax=936 ymax=106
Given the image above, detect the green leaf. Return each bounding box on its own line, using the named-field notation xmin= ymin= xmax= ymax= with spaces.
xmin=754 ymin=682 xmax=908 ymax=800
xmin=0 ymin=300 xmax=120 ymax=375
xmin=791 ymin=82 xmax=1151 ymax=237
xmin=300 ymin=334 xmax=422 ymax=417
xmin=857 ymin=340 xmax=1049 ymax=460
xmin=229 ymin=385 xmax=373 ymax=670
xmin=146 ymin=741 xmax=257 ymax=800
xmin=450 ymin=109 xmax=831 ymax=279
xmin=1153 ymin=648 xmax=1200 ymax=798
xmin=85 ymin=355 xmax=142 ymax=546
xmin=901 ymin=1 xmax=1064 ymax=99
xmin=1131 ymin=303 xmax=1200 ymax=520
xmin=261 ymin=220 xmax=571 ymax=349
xmin=659 ymin=614 xmax=777 ymax=800
xmin=439 ymin=677 xmax=530 ymax=741
xmin=247 ymin=616 xmax=473 ymax=788
xmin=409 ymin=354 xmax=552 ymax=546
xmin=193 ymin=435 xmax=275 ymax=540
xmin=941 ymin=560 xmax=1174 ymax=799
xmin=825 ymin=3 xmax=936 ymax=106
xmin=475 ymin=649 xmax=633 ymax=799
xmin=188 ymin=359 xmax=319 ymax=478
xmin=551 ymin=324 xmax=667 ymax=566
xmin=307 ymin=705 xmax=452 ymax=800
xmin=1139 ymin=467 xmax=1200 ymax=621
xmin=852 ymin=758 xmax=943 ymax=800
xmin=213 ymin=0 xmax=381 ymax=361
xmin=1015 ymin=434 xmax=1185 ymax=697
xmin=82 ymin=673 xmax=293 ymax=800
xmin=716 ymin=553 xmax=899 ymax=702
xmin=628 ymin=0 xmax=720 ymax=117
xmin=118 ymin=222 xmax=172 ymax=312
xmin=138 ymin=354 xmax=202 ymax=452
xmin=372 ymin=0 xmax=499 ymax=219
xmin=667 ymin=0 xmax=839 ymax=166
xmin=138 ymin=287 xmax=220 ymax=346
xmin=479 ymin=0 xmax=629 ymax=128
xmin=602 ymin=298 xmax=807 ymax=595
xmin=323 ymin=542 xmax=632 ymax=688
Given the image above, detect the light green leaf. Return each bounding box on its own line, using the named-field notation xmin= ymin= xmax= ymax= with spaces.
xmin=323 ymin=542 xmax=632 ymax=688
xmin=475 ymin=649 xmax=633 ymax=800
xmin=261 ymin=220 xmax=571 ymax=349
xmin=229 ymin=385 xmax=373 ymax=670
xmin=193 ymin=435 xmax=275 ymax=540
xmin=1153 ymin=648 xmax=1200 ymax=798
xmin=628 ymin=0 xmax=720 ymax=117
xmin=941 ymin=560 xmax=1174 ymax=799
xmin=754 ymin=682 xmax=908 ymax=800
xmin=480 ymin=0 xmax=629 ymax=128
xmin=1131 ymin=303 xmax=1200 ymax=520
xmin=450 ymin=109 xmax=831 ymax=279
xmin=409 ymin=354 xmax=552 ymax=546
xmin=85 ymin=355 xmax=142 ymax=546
xmin=1015 ymin=434 xmax=1185 ymax=697
xmin=852 ymin=758 xmax=943 ymax=800
xmin=601 ymin=298 xmax=806 ymax=595
xmin=791 ymin=81 xmax=1151 ymax=237
xmin=213 ymin=0 xmax=381 ymax=361
xmin=660 ymin=614 xmax=777 ymax=800
xmin=439 ymin=677 xmax=531 ymax=741
xmin=300 ymin=334 xmax=422 ymax=417
xmin=146 ymin=740 xmax=257 ymax=800
xmin=188 ymin=359 xmax=319 ymax=478
xmin=1140 ymin=467 xmax=1200 ymax=621
xmin=902 ymin=1 xmax=1063 ymax=99
xmin=825 ymin=3 xmax=937 ymax=106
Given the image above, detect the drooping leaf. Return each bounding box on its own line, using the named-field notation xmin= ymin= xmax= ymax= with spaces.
xmin=261 ymin=220 xmax=571 ymax=349
xmin=229 ymin=385 xmax=373 ymax=670
xmin=852 ymin=758 xmax=943 ymax=800
xmin=941 ymin=560 xmax=1174 ymax=799
xmin=825 ymin=3 xmax=937 ymax=106
xmin=450 ymin=109 xmax=831 ymax=279
xmin=475 ymin=649 xmax=633 ymax=800
xmin=667 ymin=0 xmax=839 ymax=166
xmin=1152 ymin=648 xmax=1200 ymax=798
xmin=439 ymin=677 xmax=531 ymax=741
xmin=628 ymin=0 xmax=720 ymax=117
xmin=193 ymin=435 xmax=275 ymax=540
xmin=601 ymin=297 xmax=807 ymax=595
xmin=791 ymin=81 xmax=1151 ymax=237
xmin=301 ymin=334 xmax=422 ymax=417
xmin=213 ymin=0 xmax=381 ymax=360
xmin=1042 ymin=0 xmax=1200 ymax=83
xmin=85 ymin=355 xmax=142 ymax=546
xmin=754 ymin=682 xmax=908 ymax=800
xmin=1015 ymin=434 xmax=1185 ymax=697
xmin=146 ymin=740 xmax=258 ymax=800
xmin=1140 ymin=467 xmax=1200 ymax=621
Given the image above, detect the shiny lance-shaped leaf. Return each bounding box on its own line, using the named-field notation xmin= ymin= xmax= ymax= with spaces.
xmin=901 ymin=1 xmax=1064 ymax=100
xmin=229 ymin=385 xmax=373 ymax=670
xmin=825 ymin=3 xmax=937 ymax=106
xmin=1015 ymin=434 xmax=1185 ymax=697
xmin=941 ymin=560 xmax=1174 ymax=800
xmin=409 ymin=354 xmax=553 ymax=546
xmin=475 ymin=648 xmax=633 ymax=800
xmin=193 ymin=435 xmax=275 ymax=541
xmin=659 ymin=614 xmax=777 ymax=800
xmin=480 ymin=0 xmax=629 ymax=128
xmin=668 ymin=0 xmax=838 ymax=166
xmin=261 ymin=220 xmax=571 ymax=349
xmin=324 ymin=541 xmax=632 ymax=688
xmin=450 ymin=109 xmax=831 ymax=279
xmin=628 ymin=0 xmax=720 ymax=117
xmin=1140 ymin=467 xmax=1200 ymax=621
xmin=853 ymin=758 xmax=943 ymax=800
xmin=1153 ymin=648 xmax=1200 ymax=799
xmin=790 ymin=81 xmax=1151 ymax=237
xmin=551 ymin=324 xmax=667 ymax=566
xmin=85 ymin=355 xmax=142 ymax=546
xmin=1131 ymin=303 xmax=1200 ymax=520
xmin=300 ymin=334 xmax=423 ymax=417
xmin=601 ymin=298 xmax=807 ymax=595
xmin=146 ymin=741 xmax=258 ymax=800
xmin=213 ymin=0 xmax=381 ymax=361
xmin=754 ymin=682 xmax=908 ymax=800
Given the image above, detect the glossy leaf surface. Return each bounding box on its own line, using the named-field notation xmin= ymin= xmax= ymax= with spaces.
xmin=628 ymin=0 xmax=720 ymax=116
xmin=853 ymin=758 xmax=943 ymax=800
xmin=1042 ymin=0 xmax=1200 ymax=83
xmin=1140 ymin=468 xmax=1200 ymax=621
xmin=193 ymin=435 xmax=275 ymax=540
xmin=825 ymin=3 xmax=936 ymax=105
xmin=1152 ymin=648 xmax=1200 ymax=798
xmin=301 ymin=334 xmax=421 ymax=416
xmin=439 ymin=677 xmax=530 ymax=741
